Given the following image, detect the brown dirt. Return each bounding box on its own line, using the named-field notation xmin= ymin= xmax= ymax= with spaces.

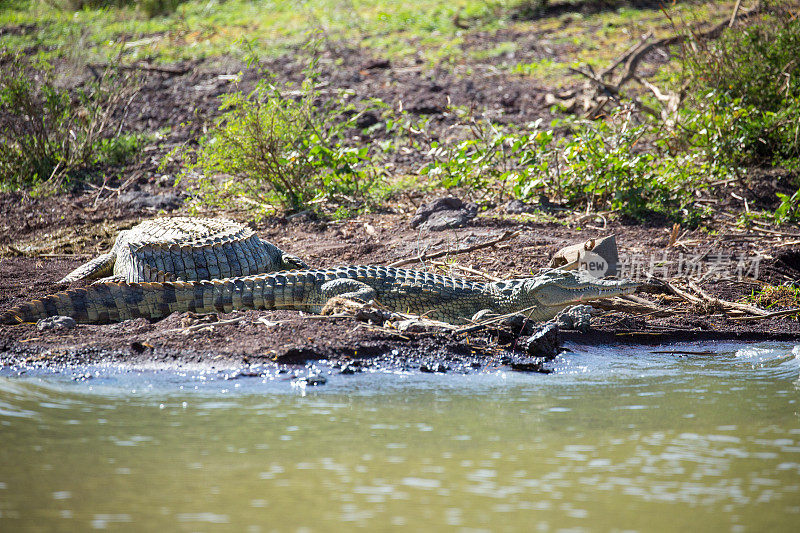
xmin=1 ymin=208 xmax=799 ymax=372
xmin=1 ymin=36 xmax=799 ymax=372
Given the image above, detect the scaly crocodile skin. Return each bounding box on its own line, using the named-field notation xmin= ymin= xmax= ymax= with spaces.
xmin=59 ymin=217 xmax=306 ymax=283
xmin=2 ymin=266 xmax=639 ymax=326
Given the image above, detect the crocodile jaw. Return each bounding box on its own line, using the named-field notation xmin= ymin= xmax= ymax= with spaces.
xmin=521 ymin=269 xmax=640 ymax=309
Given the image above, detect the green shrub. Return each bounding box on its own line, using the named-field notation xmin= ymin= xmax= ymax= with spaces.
xmin=775 ymin=187 xmax=800 ymax=224
xmin=421 ymin=112 xmax=718 ymax=223
xmin=678 ymin=9 xmax=800 ymax=169
xmin=185 ymin=58 xmax=382 ymax=215
xmin=0 ymin=52 xmax=140 ymax=192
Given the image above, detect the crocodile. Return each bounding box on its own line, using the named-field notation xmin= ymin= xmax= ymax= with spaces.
xmin=1 ymin=266 xmax=639 ymax=326
xmin=59 ymin=217 xmax=307 ymax=284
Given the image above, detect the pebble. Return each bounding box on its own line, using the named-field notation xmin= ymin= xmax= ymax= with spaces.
xmin=37 ymin=316 xmax=76 ymax=332
xmin=523 ymin=323 xmax=561 ymax=359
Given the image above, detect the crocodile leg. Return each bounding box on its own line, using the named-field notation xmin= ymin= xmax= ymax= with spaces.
xmin=318 ymin=279 xmax=378 ymax=315
xmin=58 ymin=252 xmax=116 ymax=284
xmin=281 ymin=253 xmax=308 ymax=270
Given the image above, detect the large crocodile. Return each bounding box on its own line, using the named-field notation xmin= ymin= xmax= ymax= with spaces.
xmin=1 ymin=266 xmax=639 ymax=326
xmin=60 ymin=217 xmax=306 ymax=284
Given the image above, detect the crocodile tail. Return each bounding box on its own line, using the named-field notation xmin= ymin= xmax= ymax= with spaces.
xmin=59 ymin=252 xmax=116 ymax=284
xmin=0 ymin=275 xmax=296 ymax=325
xmin=1 ymin=282 xmax=200 ymax=324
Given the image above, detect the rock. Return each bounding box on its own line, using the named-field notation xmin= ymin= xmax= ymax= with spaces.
xmin=523 ymin=323 xmax=561 ymax=359
xmin=410 ymin=197 xmax=464 ymax=226
xmin=498 ymin=314 xmax=537 ymax=336
xmin=362 ymin=58 xmax=390 ymax=70
xmin=37 ymin=316 xmax=76 ymax=332
xmin=340 ymin=365 xmax=360 ymax=375
xmin=410 ymin=197 xmax=478 ymax=231
xmin=292 ymin=373 xmax=327 ymax=386
xmin=506 ymin=196 xmax=561 ymax=214
xmin=118 ymin=191 xmax=182 ymax=211
xmin=421 ymin=209 xmax=476 ymax=231
xmin=549 ymin=235 xmax=619 ymax=277
xmin=555 ymin=305 xmax=595 ymax=333
xmin=506 ymin=199 xmax=536 ymax=214
xmin=356 ymin=111 xmax=379 ymax=129
xmin=354 ymin=305 xmax=392 ymax=326
xmin=509 ymin=361 xmax=551 ymax=373
xmin=420 ymin=363 xmax=448 ymax=373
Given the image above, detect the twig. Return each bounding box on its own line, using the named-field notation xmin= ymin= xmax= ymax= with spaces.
xmin=429 ymin=260 xmax=503 ymax=282
xmin=729 ymin=0 xmax=744 ymax=27
xmin=741 ymin=225 xmax=800 ymax=238
xmin=687 ymin=279 xmax=769 ymax=316
xmin=730 ymin=308 xmax=800 ymax=321
xmin=598 ymin=32 xmax=653 ymax=79
xmin=661 ymin=279 xmax=703 ymax=304
xmin=388 ymin=230 xmax=520 ymax=268
xmin=163 ymin=317 xmax=243 ymax=334
xmin=592 ymin=295 xmax=674 ymax=317
xmin=88 ymin=62 xmax=192 ymax=76
xmin=37 ymin=253 xmax=93 ymax=258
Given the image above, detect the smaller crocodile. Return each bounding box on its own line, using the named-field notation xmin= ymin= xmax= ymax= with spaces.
xmin=60 ymin=217 xmax=306 ymax=284
xmin=2 ymin=266 xmax=639 ymax=326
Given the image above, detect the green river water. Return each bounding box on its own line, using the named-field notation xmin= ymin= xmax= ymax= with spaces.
xmin=1 ymin=341 xmax=799 ymax=532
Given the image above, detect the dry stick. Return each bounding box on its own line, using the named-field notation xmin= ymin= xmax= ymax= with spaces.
xmin=570 ymin=2 xmax=763 ymax=118
xmin=163 ymin=317 xmax=244 ymax=334
xmin=661 ymin=279 xmax=704 ymax=304
xmin=88 ymin=62 xmax=192 ymax=76
xmin=731 ymin=308 xmax=800 ymax=321
xmin=429 ymin=260 xmax=503 ymax=282
xmin=740 ymin=225 xmax=800 ymax=239
xmin=651 ymin=350 xmax=717 ymax=355
xmin=687 ymin=279 xmax=769 ymax=316
xmin=37 ymin=253 xmax=93 ymax=258
xmin=597 ymin=32 xmax=654 ymax=80
xmin=454 ymin=305 xmax=541 ymax=335
xmin=592 ymin=297 xmax=675 ymax=318
xmin=605 ymin=305 xmax=685 ymax=327
xmin=388 ymin=230 xmax=520 ymax=268
xmin=729 ymin=0 xmax=744 ymax=28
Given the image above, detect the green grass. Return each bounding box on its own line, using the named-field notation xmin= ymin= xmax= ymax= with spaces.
xmin=0 ymin=1 xmax=743 ymax=68
xmin=0 ymin=0 xmax=499 ymax=63
xmin=3 ymin=0 xmax=796 ymax=226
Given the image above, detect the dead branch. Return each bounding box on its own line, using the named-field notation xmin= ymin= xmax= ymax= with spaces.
xmin=88 ymin=62 xmax=192 ymax=76
xmin=592 ymin=295 xmax=674 ymax=317
xmin=687 ymin=279 xmax=769 ymax=316
xmin=731 ymin=307 xmax=800 ymax=321
xmin=163 ymin=317 xmax=244 ymax=334
xmin=429 ymin=260 xmax=503 ymax=282
xmin=388 ymin=230 xmax=520 ymax=268
xmin=549 ymin=2 xmax=763 ymax=122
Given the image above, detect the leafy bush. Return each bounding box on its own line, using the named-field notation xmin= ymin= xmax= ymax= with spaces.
xmin=421 ymin=119 xmax=540 ymax=198
xmin=421 ymin=111 xmax=718 ymax=223
xmin=678 ymin=9 xmax=800 ymax=170
xmin=185 ymin=58 xmax=382 ymax=215
xmin=0 ymin=52 xmax=140 ymax=192
xmin=775 ymin=187 xmax=800 ymax=224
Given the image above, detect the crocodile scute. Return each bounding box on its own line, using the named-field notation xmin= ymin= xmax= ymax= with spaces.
xmin=59 ymin=216 xmax=306 ymax=284
xmin=2 ymin=266 xmax=639 ymax=326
